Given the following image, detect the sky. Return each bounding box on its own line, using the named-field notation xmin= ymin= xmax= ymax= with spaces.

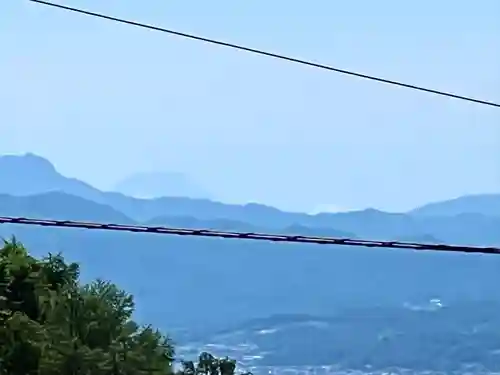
xmin=1 ymin=0 xmax=499 ymax=213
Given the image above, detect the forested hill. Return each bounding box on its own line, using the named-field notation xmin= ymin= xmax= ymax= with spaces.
xmin=2 ymin=190 xmax=500 ymax=332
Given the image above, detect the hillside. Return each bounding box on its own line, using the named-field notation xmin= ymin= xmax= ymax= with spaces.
xmin=1 ymin=192 xmax=500 ymax=333
xmin=5 ymin=230 xmax=500 ymax=373
xmin=178 ymin=302 xmax=500 ymax=371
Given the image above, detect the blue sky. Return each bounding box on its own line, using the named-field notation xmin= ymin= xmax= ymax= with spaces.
xmin=1 ymin=0 xmax=499 ymax=212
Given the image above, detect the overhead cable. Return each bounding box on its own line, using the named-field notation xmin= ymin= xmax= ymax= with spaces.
xmin=29 ymin=0 xmax=500 ymax=108
xmin=1 ymin=216 xmax=499 ymax=255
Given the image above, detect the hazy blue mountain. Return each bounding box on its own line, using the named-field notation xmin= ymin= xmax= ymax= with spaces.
xmin=4 ymin=153 xmax=500 ymax=233
xmin=0 ymin=153 xmax=282 ymax=222
xmin=0 ymin=153 xmax=102 ymax=200
xmin=410 ymin=193 xmax=500 ymax=217
xmin=114 ymin=171 xmax=212 ymax=200
xmin=0 ymin=153 xmax=317 ymax=224
xmin=3 ymin=153 xmax=500 ymax=246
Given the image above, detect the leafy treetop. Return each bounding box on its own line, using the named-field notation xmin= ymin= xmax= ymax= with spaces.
xmin=0 ymin=238 xmax=247 ymax=375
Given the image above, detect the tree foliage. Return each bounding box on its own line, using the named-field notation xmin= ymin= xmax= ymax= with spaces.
xmin=0 ymin=238 xmax=244 ymax=375
xmin=180 ymin=352 xmax=251 ymax=375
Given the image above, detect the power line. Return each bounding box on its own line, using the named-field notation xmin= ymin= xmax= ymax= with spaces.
xmin=30 ymin=0 xmax=500 ymax=109
xmin=1 ymin=215 xmax=499 ymax=255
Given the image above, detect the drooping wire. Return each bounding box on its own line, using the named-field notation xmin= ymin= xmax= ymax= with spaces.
xmin=1 ymin=216 xmax=499 ymax=255
xmin=29 ymin=0 xmax=500 ymax=108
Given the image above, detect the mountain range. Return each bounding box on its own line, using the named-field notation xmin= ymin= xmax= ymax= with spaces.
xmin=1 ymin=152 xmax=500 ymax=370
xmin=2 ymin=153 xmax=500 ymax=241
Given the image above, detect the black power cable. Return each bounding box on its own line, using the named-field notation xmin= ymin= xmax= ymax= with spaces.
xmin=1 ymin=216 xmax=499 ymax=255
xmin=30 ymin=0 xmax=500 ymax=108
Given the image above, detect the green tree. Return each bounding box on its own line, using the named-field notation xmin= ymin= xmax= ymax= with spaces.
xmin=0 ymin=238 xmax=174 ymax=375
xmin=0 ymin=238 xmax=247 ymax=375
xmin=178 ymin=352 xmax=251 ymax=375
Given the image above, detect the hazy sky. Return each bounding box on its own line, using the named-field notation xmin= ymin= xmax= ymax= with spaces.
xmin=2 ymin=0 xmax=499 ymax=213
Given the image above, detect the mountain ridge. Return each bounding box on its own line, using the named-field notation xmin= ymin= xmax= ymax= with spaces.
xmin=2 ymin=153 xmax=499 ymax=232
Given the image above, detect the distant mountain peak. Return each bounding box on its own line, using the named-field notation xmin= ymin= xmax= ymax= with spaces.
xmin=113 ymin=171 xmax=211 ymax=200
xmin=0 ymin=153 xmax=57 ymax=176
xmin=0 ymin=152 xmax=98 ymax=199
